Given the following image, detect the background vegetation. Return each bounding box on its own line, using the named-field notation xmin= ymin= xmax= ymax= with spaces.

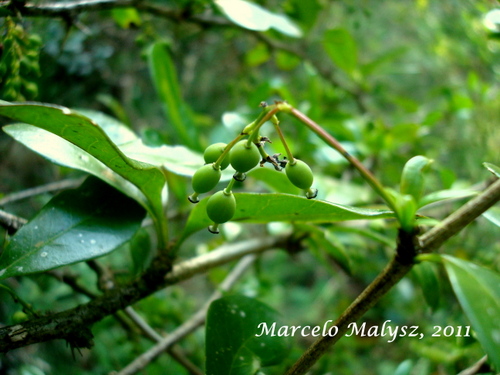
xmin=0 ymin=0 xmax=499 ymax=374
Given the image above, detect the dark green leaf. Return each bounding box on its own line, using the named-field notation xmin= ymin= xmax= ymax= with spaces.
xmin=129 ymin=228 xmax=153 ymax=276
xmin=181 ymin=193 xmax=393 ymax=240
xmin=441 ymin=255 xmax=500 ymax=371
xmin=412 ymin=261 xmax=441 ymax=310
xmin=0 ymin=177 xmax=146 ymax=280
xmin=206 ymin=295 xmax=290 ymax=375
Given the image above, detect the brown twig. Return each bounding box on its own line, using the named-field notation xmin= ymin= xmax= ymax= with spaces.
xmin=285 ymin=177 xmax=500 ymax=374
xmin=0 ymin=209 xmax=27 ymax=235
xmin=0 ymin=235 xmax=286 ymax=353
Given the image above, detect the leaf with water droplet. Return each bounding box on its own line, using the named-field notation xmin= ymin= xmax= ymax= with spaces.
xmin=206 ymin=295 xmax=290 ymax=375
xmin=0 ymin=177 xmax=146 ymax=280
xmin=0 ymin=100 xmax=167 ymax=246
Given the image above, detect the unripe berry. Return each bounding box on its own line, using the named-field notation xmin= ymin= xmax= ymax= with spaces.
xmin=285 ymin=159 xmax=314 ymax=190
xmin=206 ymin=190 xmax=236 ymax=224
xmin=12 ymin=310 xmax=29 ymax=324
xmin=191 ymin=164 xmax=221 ymax=194
xmin=229 ymin=140 xmax=260 ymax=173
xmin=204 ymin=143 xmax=230 ymax=170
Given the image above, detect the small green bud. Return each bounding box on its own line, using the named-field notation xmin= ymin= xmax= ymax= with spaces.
xmin=400 ymin=155 xmax=433 ymax=203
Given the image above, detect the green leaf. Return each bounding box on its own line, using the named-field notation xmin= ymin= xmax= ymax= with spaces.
xmin=313 ymin=230 xmax=352 ymax=275
xmin=419 ymin=188 xmax=477 ymax=208
xmin=74 ymin=109 xmax=137 ymax=145
xmin=412 ymin=261 xmax=441 ymax=310
xmin=247 ymin=167 xmax=301 ymax=195
xmin=400 ymin=155 xmax=433 ymax=203
xmin=323 ymin=29 xmax=358 ymax=75
xmin=0 ymin=177 xmax=146 ymax=280
xmin=484 ymin=162 xmax=500 ymax=178
xmin=182 ymin=193 xmax=393 ymax=240
xmin=360 ymin=47 xmax=408 ymax=76
xmin=206 ymin=295 xmax=290 ymax=375
xmin=147 ymin=41 xmax=199 ymax=150
xmin=3 ymin=124 xmax=149 ymax=209
xmin=119 ymin=139 xmax=206 ymax=177
xmin=441 ymin=255 xmax=500 ymax=371
xmin=112 ymin=8 xmax=142 ymax=29
xmin=0 ymin=101 xmax=168 ymax=246
xmin=483 ymin=206 xmax=500 ymax=227
xmin=215 ymin=0 xmax=302 ymax=37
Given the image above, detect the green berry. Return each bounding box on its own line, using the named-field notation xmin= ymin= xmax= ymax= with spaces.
xmin=229 ymin=140 xmax=260 ymax=173
xmin=204 ymin=142 xmax=230 ymax=170
xmin=191 ymin=164 xmax=221 ymax=194
xmin=12 ymin=311 xmax=28 ymax=324
xmin=285 ymin=159 xmax=314 ymax=190
xmin=206 ymin=190 xmax=236 ymax=224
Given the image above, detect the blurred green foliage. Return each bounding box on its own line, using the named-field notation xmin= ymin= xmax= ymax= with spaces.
xmin=0 ymin=0 xmax=499 ymax=374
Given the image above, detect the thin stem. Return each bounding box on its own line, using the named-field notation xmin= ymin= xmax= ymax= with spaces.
xmin=213 ymin=133 xmax=245 ymax=170
xmin=116 ymin=255 xmax=257 ymax=375
xmin=273 ymin=119 xmax=295 ymax=163
xmin=285 ymin=256 xmax=413 ymax=375
xmin=285 ymin=105 xmax=397 ymax=212
xmin=123 ymin=306 xmax=204 ymax=375
xmin=0 ymin=284 xmax=38 ymax=316
xmin=224 ymin=177 xmax=236 ymax=194
xmin=0 ymin=178 xmax=84 ymax=205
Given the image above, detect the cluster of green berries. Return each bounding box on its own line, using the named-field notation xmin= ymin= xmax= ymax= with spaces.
xmin=0 ymin=17 xmax=41 ymax=101
xmin=189 ymin=130 xmax=318 ymax=234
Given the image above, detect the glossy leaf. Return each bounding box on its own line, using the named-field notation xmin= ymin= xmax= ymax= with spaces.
xmin=120 ymin=139 xmax=207 ymax=177
xmin=3 ymin=124 xmax=147 ymax=208
xmin=182 ymin=193 xmax=393 ymax=240
xmin=0 ymin=101 xmax=167 ymax=246
xmin=147 ymin=42 xmax=199 ymax=150
xmin=215 ymin=0 xmax=302 ymax=37
xmin=74 ymin=109 xmax=138 ymax=145
xmin=206 ymin=295 xmax=290 ymax=375
xmin=0 ymin=177 xmax=146 ymax=280
xmin=323 ymin=29 xmax=358 ymax=75
xmin=441 ymin=255 xmax=500 ymax=371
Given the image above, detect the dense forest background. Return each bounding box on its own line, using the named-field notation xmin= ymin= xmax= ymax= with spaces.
xmin=0 ymin=0 xmax=499 ymax=374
